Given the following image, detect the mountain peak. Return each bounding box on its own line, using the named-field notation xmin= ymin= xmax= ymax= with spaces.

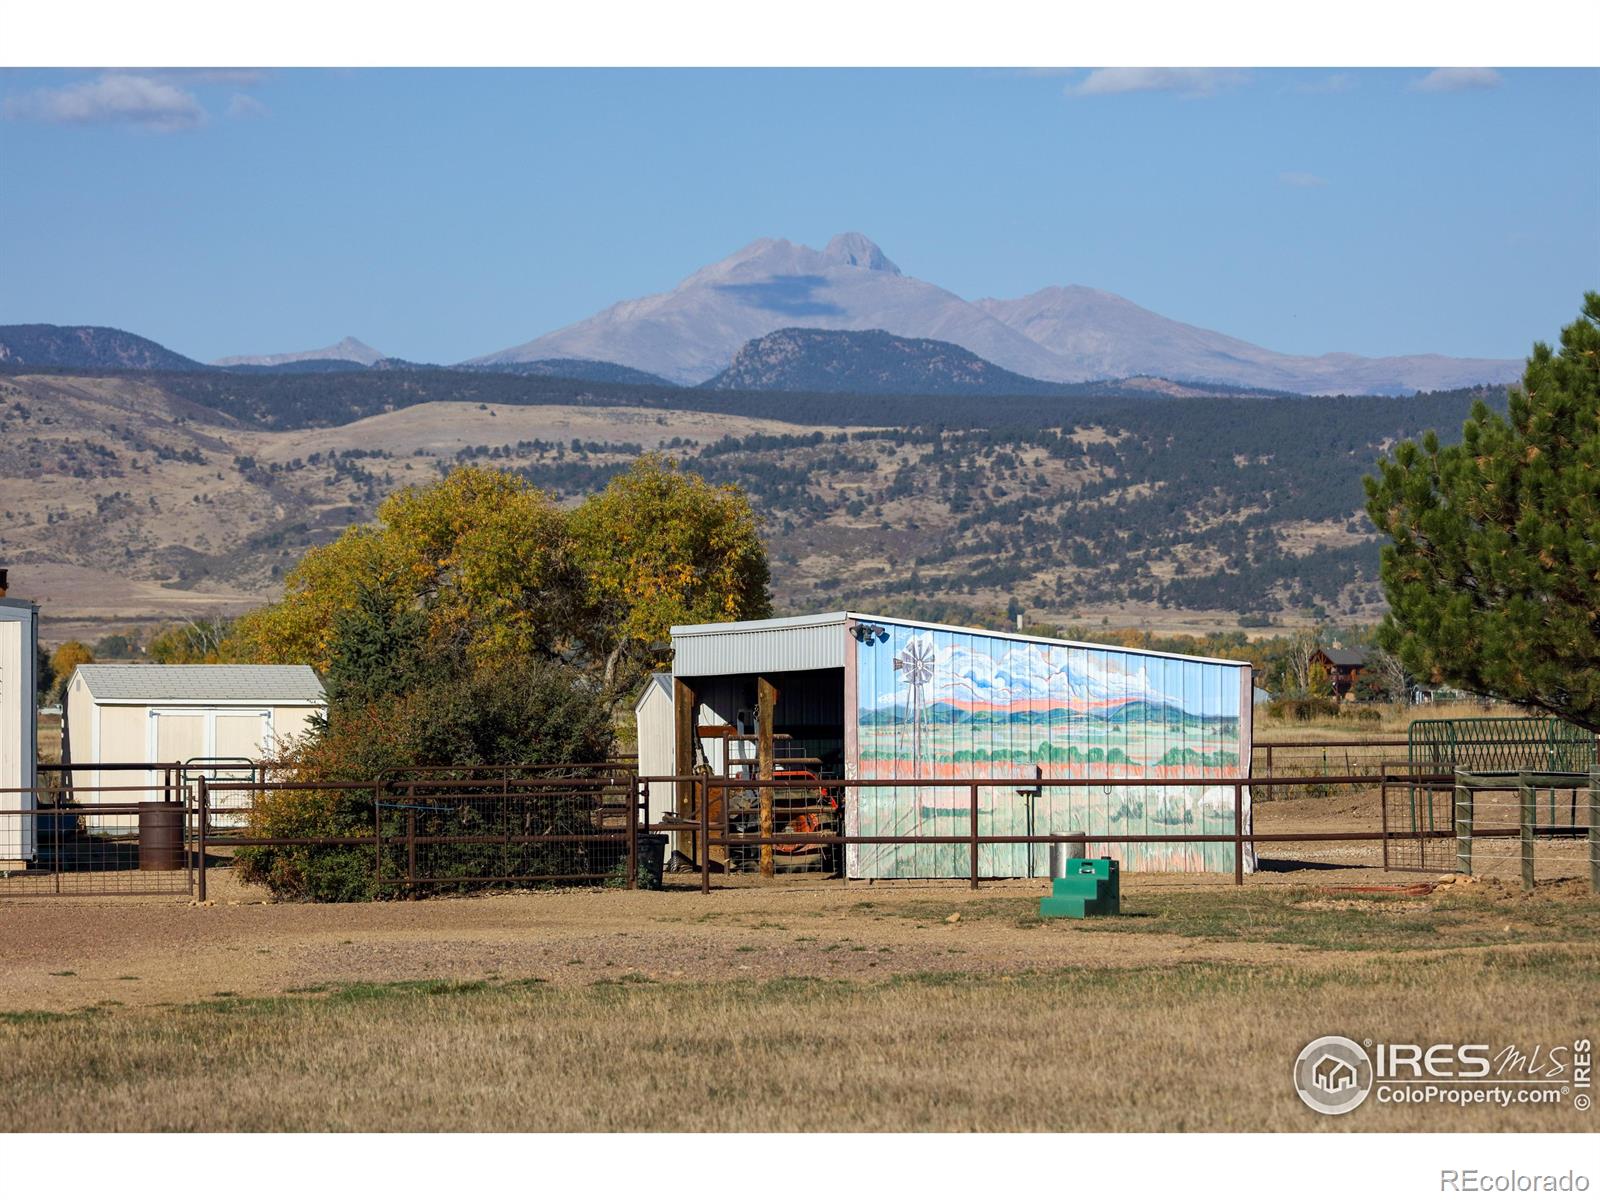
xmin=823 ymin=232 xmax=900 ymax=275
xmin=214 ymin=336 xmax=385 ymax=368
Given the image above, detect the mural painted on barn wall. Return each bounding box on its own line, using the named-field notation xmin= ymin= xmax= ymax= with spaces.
xmin=848 ymin=622 xmax=1252 ymax=878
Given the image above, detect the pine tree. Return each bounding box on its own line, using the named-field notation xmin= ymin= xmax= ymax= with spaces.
xmin=1364 ymin=293 xmax=1600 ymax=731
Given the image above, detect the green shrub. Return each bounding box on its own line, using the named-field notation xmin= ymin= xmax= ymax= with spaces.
xmin=237 ymin=658 xmax=614 ymax=902
xmin=1265 ymin=696 xmax=1342 ymax=722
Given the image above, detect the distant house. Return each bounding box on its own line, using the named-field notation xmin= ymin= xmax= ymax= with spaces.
xmin=1310 ymin=648 xmax=1367 ymax=699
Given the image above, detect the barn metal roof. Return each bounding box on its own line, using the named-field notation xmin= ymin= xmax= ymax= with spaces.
xmin=669 ymin=610 xmax=1252 ymax=677
xmin=73 ymin=664 xmax=325 ymax=704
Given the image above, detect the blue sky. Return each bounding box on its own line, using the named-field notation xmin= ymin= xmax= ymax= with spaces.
xmin=1 ymin=67 xmax=1595 ymax=365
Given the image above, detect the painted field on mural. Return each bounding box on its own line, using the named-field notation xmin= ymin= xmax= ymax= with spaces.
xmin=849 ymin=622 xmax=1250 ymax=876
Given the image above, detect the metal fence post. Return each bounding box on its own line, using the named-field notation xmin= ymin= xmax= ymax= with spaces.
xmin=626 ymin=773 xmax=639 ymax=890
xmin=373 ymin=779 xmax=385 ymax=897
xmin=1380 ymin=770 xmax=1390 ymax=870
xmin=1520 ymin=778 xmax=1536 ymax=893
xmin=969 ymin=782 xmax=979 ymax=890
xmin=406 ymin=810 xmax=417 ymax=898
xmin=700 ymin=777 xmax=711 ymax=895
xmin=1454 ymin=782 xmax=1472 ymax=876
xmin=196 ymin=776 xmax=208 ymax=902
xmin=1233 ymin=782 xmax=1243 ymax=886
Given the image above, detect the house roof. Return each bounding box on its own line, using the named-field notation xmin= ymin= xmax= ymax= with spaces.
xmin=1316 ymin=648 xmax=1368 ymax=667
xmin=73 ymin=664 xmax=325 ymax=704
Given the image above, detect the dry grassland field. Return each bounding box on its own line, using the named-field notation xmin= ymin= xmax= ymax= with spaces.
xmin=2 ymin=859 xmax=1596 ymax=1133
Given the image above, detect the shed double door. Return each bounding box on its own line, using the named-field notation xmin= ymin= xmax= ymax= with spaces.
xmin=148 ymin=708 xmax=274 ymax=805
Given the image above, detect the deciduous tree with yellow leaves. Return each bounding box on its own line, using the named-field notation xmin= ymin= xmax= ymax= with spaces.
xmin=225 ymin=456 xmax=770 ymax=704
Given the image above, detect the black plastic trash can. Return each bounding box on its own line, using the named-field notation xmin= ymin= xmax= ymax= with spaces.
xmin=636 ymin=833 xmax=668 ymax=890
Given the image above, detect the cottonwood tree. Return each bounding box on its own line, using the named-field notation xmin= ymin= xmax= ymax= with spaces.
xmin=569 ymin=453 xmax=771 ymax=702
xmin=226 ymin=457 xmax=771 ymax=705
xmin=1364 ymin=293 xmax=1600 ymax=731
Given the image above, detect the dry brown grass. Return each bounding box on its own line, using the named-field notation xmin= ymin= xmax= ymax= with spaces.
xmin=1255 ymin=701 xmax=1532 ymax=741
xmin=1 ymin=883 xmax=1595 ymax=1133
xmin=1 ymin=952 xmax=1592 ymax=1133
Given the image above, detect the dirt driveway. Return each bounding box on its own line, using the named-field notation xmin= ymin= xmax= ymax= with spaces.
xmin=1 ymin=859 xmax=1578 ymax=1013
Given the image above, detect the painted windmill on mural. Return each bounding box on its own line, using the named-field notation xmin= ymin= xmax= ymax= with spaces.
xmin=892 ymin=634 xmax=937 ymax=772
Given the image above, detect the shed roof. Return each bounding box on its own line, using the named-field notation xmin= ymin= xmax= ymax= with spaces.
xmin=670 ymin=610 xmax=1252 ymax=675
xmin=634 ymin=671 xmax=672 ymax=713
xmin=74 ymin=664 xmax=325 ymax=704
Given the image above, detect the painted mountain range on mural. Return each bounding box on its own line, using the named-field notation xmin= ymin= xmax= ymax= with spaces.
xmin=471 ymin=232 xmax=1521 ymax=395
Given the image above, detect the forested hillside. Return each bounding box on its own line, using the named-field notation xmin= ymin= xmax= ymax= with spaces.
xmin=0 ymin=365 xmax=1505 ymax=629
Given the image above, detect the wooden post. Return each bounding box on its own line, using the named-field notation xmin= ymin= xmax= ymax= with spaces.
xmin=757 ymin=675 xmax=778 ymax=878
xmin=1454 ymin=782 xmax=1472 ymax=876
xmin=673 ymin=678 xmax=698 ymax=856
xmin=1520 ymin=780 xmax=1536 ymax=893
xmin=1588 ymin=772 xmax=1598 ymax=895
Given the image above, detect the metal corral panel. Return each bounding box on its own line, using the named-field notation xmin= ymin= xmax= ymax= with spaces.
xmin=671 ymin=612 xmax=849 ymax=678
xmin=0 ymin=600 xmax=39 ymax=861
xmin=847 ymin=615 xmax=1255 ymax=880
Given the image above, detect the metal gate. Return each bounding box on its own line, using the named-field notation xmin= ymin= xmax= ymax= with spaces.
xmin=0 ymin=763 xmax=193 ymax=897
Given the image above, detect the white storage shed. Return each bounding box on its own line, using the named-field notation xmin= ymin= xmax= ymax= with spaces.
xmin=634 ymin=672 xmax=677 ymax=828
xmin=64 ymin=664 xmax=326 ymax=806
xmin=0 ymin=598 xmax=41 ymax=866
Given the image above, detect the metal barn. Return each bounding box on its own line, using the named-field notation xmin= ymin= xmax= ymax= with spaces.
xmin=662 ymin=612 xmax=1255 ymax=878
xmin=0 ymin=597 xmax=40 ymax=867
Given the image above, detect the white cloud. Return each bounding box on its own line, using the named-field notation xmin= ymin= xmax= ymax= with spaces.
xmin=1295 ymin=73 xmax=1355 ymax=94
xmin=227 ymin=93 xmax=269 ymax=119
xmin=2 ymin=72 xmax=205 ymax=130
xmin=1068 ymin=68 xmax=1248 ymax=98
xmin=1411 ymin=67 xmax=1502 ymax=93
xmin=1279 ymin=171 xmax=1328 ymax=188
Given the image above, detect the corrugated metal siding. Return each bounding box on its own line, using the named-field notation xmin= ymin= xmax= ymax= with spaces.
xmin=671 ymin=619 xmax=846 ymax=677
xmin=848 ymin=618 xmax=1251 ymax=879
xmin=634 ymin=674 xmax=676 ymax=824
xmin=0 ymin=603 xmax=38 ymax=861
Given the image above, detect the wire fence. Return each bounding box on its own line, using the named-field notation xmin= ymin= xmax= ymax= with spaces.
xmin=1450 ymin=771 xmax=1599 ymax=888
xmin=194 ymin=764 xmax=641 ymax=900
xmin=3 ymin=752 xmax=1595 ymax=900
xmin=1254 ymin=738 xmax=1409 ymax=801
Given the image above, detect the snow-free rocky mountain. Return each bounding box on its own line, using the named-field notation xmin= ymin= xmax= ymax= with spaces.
xmin=470 ymin=233 xmax=1522 ymax=395
xmin=705 ymin=328 xmax=1069 ymax=395
xmin=213 ymin=336 xmax=386 ymax=368
xmin=0 ymin=324 xmax=205 ymax=371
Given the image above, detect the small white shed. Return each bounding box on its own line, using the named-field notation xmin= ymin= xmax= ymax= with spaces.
xmin=0 ymin=598 xmax=40 ymax=865
xmin=634 ymin=671 xmax=676 ymax=828
xmin=64 ymin=664 xmax=326 ymax=808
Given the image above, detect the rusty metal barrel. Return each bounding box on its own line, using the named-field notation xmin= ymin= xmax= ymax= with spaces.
xmin=138 ymin=802 xmax=185 ymax=871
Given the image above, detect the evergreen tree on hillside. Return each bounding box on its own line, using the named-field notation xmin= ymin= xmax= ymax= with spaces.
xmin=1364 ymin=294 xmax=1600 ymax=731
